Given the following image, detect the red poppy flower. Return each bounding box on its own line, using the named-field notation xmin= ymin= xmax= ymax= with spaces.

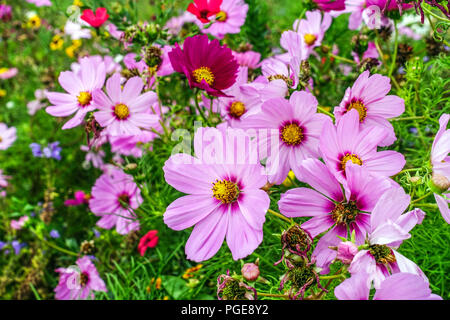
xmin=80 ymin=7 xmax=109 ymax=28
xmin=187 ymin=0 xmax=222 ymax=23
xmin=138 ymin=230 xmax=159 ymax=256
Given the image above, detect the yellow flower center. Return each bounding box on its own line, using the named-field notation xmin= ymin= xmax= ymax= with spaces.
xmin=281 ymin=123 xmax=303 ymax=146
xmin=347 ymin=100 xmax=367 ymax=122
xmin=304 ymin=34 xmax=317 ymax=46
xmin=212 ymin=179 xmax=239 ymax=204
xmin=79 ymin=272 xmax=89 ymax=287
xmin=331 ymin=201 xmax=359 ymax=225
xmin=193 ymin=67 xmax=215 ymax=86
xmin=77 ymin=91 xmax=92 ymax=107
xmin=216 ymin=11 xmax=227 ymax=22
xmin=114 ymin=103 xmax=130 ymax=120
xmin=340 ymin=153 xmax=363 ymax=171
xmin=229 ymin=101 xmax=246 ymax=118
xmin=369 ymin=244 xmax=397 ymax=265
xmin=268 ymin=74 xmax=293 ymax=87
xmin=0 ymin=136 xmax=3 ymax=142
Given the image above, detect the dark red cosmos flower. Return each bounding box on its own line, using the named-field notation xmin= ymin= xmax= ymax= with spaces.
xmin=80 ymin=7 xmax=109 ymax=28
xmin=168 ymin=35 xmax=239 ymax=97
xmin=138 ymin=230 xmax=159 ymax=256
xmin=187 ymin=0 xmax=223 ymax=23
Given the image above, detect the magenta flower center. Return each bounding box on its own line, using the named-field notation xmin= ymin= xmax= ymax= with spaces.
xmin=331 ymin=201 xmax=359 ymax=225
xmin=193 ymin=67 xmax=215 ymax=86
xmin=77 ymin=91 xmax=92 ymax=107
xmin=79 ymin=272 xmax=89 ymax=287
xmin=304 ymin=34 xmax=317 ymax=46
xmin=229 ymin=101 xmax=246 ymax=118
xmin=216 ymin=11 xmax=227 ymax=22
xmin=340 ymin=153 xmax=363 ymax=171
xmin=212 ymin=179 xmax=239 ymax=204
xmin=369 ymin=244 xmax=396 ymax=265
xmin=114 ymin=103 xmax=130 ymax=120
xmin=347 ymin=100 xmax=367 ymax=122
xmin=281 ymin=123 xmax=304 ymax=146
xmin=118 ymin=192 xmax=130 ymax=208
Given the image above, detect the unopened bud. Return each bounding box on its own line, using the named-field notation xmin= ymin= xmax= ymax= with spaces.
xmin=337 ymin=241 xmax=358 ymax=264
xmin=241 ymin=263 xmax=260 ymax=281
xmin=431 ymin=174 xmax=450 ymax=193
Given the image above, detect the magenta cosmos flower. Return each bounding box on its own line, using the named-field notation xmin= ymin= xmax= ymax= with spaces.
xmin=335 ymin=272 xmax=442 ymax=300
xmin=89 ymin=168 xmax=142 ymax=235
xmin=46 ymin=57 xmax=106 ymax=129
xmin=201 ymin=0 xmax=249 ymax=39
xmin=163 ymin=127 xmax=270 ymax=262
xmin=430 ymin=114 xmax=450 ymax=223
xmin=348 ymin=187 xmax=427 ymax=288
xmin=54 ymin=256 xmax=106 ymax=300
xmin=293 ymin=10 xmax=332 ymax=58
xmin=93 ymin=73 xmax=159 ymax=136
xmin=334 ymin=71 xmax=404 ymax=147
xmin=169 ymin=34 xmax=239 ymax=97
xmin=0 ymin=123 xmax=16 ymax=150
xmin=320 ymin=109 xmax=405 ymax=184
xmin=187 ymin=0 xmax=223 ymax=23
xmin=314 ymin=0 xmax=345 ymax=11
xmin=241 ymin=91 xmax=328 ymax=184
xmin=278 ymin=159 xmax=392 ymax=273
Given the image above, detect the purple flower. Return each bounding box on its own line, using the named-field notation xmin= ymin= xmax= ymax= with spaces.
xmin=11 ymin=240 xmax=27 ymax=255
xmin=50 ymin=230 xmax=60 ymax=238
xmin=0 ymin=241 xmax=6 ymax=250
xmin=30 ymin=143 xmax=42 ymax=157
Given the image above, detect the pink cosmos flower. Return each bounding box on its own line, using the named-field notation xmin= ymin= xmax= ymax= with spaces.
xmin=169 ymin=35 xmax=239 ymax=97
xmin=10 ymin=216 xmax=29 ymax=230
xmin=46 ymin=57 xmax=106 ymax=129
xmin=109 ymin=130 xmax=158 ymax=158
xmin=320 ymin=109 xmax=405 ymax=184
xmin=334 ymin=71 xmax=404 ymax=146
xmin=293 ymin=10 xmax=332 ymax=58
xmin=278 ymin=159 xmax=392 ymax=272
xmin=65 ymin=190 xmax=90 ymax=206
xmin=27 ymin=89 xmax=48 ymax=115
xmin=89 ymin=168 xmax=142 ymax=235
xmin=54 ymin=256 xmax=107 ymax=300
xmin=313 ymin=0 xmax=346 ymax=11
xmin=335 ymin=272 xmax=442 ymax=300
xmin=80 ymin=145 xmax=105 ymax=169
xmin=71 ymin=55 xmax=121 ymax=76
xmin=431 ymin=114 xmax=450 ymax=223
xmin=163 ymin=127 xmax=270 ymax=262
xmin=348 ymin=187 xmax=427 ymax=288
xmin=201 ymin=0 xmax=248 ymax=39
xmin=241 ymin=91 xmax=328 ymax=184
xmin=187 ymin=0 xmax=223 ymax=23
xmin=0 ymin=169 xmax=10 ymax=188
xmin=352 ymin=41 xmax=379 ymax=64
xmin=26 ymin=0 xmax=51 ymax=7
xmin=0 ymin=123 xmax=17 ymax=150
xmin=93 ymin=73 xmax=159 ymax=136
xmin=138 ymin=230 xmax=159 ymax=256
xmin=0 ymin=67 xmax=18 ymax=79
xmin=261 ymin=57 xmax=296 ymax=96
xmin=165 ymin=11 xmax=198 ymax=35
xmin=232 ymin=50 xmax=261 ymax=69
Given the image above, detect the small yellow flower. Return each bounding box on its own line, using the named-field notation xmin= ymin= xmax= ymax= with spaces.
xmin=65 ymin=45 xmax=76 ymax=58
xmin=0 ymin=67 xmax=9 ymax=75
xmin=282 ymin=170 xmax=296 ymax=187
xmin=0 ymin=89 xmax=6 ymax=98
xmin=73 ymin=0 xmax=83 ymax=6
xmin=72 ymin=39 xmax=82 ymax=48
xmin=50 ymin=35 xmax=64 ymax=51
xmin=27 ymin=15 xmax=41 ymax=29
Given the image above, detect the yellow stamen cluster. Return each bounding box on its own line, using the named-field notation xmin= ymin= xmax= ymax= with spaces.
xmin=304 ymin=33 xmax=317 ymax=46
xmin=79 ymin=272 xmax=89 ymax=286
xmin=268 ymin=74 xmax=293 ymax=87
xmin=331 ymin=202 xmax=359 ymax=225
xmin=347 ymin=100 xmax=367 ymax=122
xmin=229 ymin=101 xmax=246 ymax=118
xmin=216 ymin=11 xmax=227 ymax=22
xmin=77 ymin=91 xmax=92 ymax=107
xmin=369 ymin=245 xmax=397 ymax=265
xmin=340 ymin=153 xmax=363 ymax=171
xmin=193 ymin=67 xmax=215 ymax=86
xmin=114 ymin=103 xmax=130 ymax=120
xmin=27 ymin=15 xmax=41 ymax=29
xmin=281 ymin=123 xmax=303 ymax=146
xmin=212 ymin=179 xmax=239 ymax=204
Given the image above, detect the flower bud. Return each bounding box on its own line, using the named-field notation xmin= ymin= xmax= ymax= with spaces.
xmin=337 ymin=241 xmax=358 ymax=264
xmin=241 ymin=263 xmax=260 ymax=281
xmin=430 ymin=174 xmax=450 ymax=193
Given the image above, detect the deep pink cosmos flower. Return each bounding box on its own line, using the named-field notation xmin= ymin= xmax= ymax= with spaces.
xmin=0 ymin=4 xmax=12 ymax=21
xmin=335 ymin=272 xmax=442 ymax=300
xmin=163 ymin=127 xmax=270 ymax=262
xmin=46 ymin=57 xmax=106 ymax=130
xmin=65 ymin=190 xmax=90 ymax=206
xmin=293 ymin=10 xmax=332 ymax=58
xmin=430 ymin=114 xmax=450 ymax=223
xmin=93 ymin=73 xmax=159 ymax=136
xmin=201 ymin=0 xmax=248 ymax=39
xmin=89 ymin=168 xmax=142 ymax=235
xmin=334 ymin=71 xmax=404 ymax=147
xmin=0 ymin=123 xmax=16 ymax=150
xmin=314 ymin=0 xmax=346 ymax=11
xmin=187 ymin=0 xmax=223 ymax=23
xmin=278 ymin=159 xmax=392 ymax=273
xmin=168 ymin=35 xmax=239 ymax=97
xmin=138 ymin=230 xmax=159 ymax=256
xmin=80 ymin=8 xmax=109 ymax=28
xmin=348 ymin=187 xmax=427 ymax=288
xmin=54 ymin=256 xmax=107 ymax=300
xmin=241 ymin=91 xmax=328 ymax=184
xmin=320 ymin=109 xmax=405 ymax=184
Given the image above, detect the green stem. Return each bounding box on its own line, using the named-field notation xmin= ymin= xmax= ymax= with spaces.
xmin=390 ymin=116 xmax=426 ymax=121
xmin=329 ymin=53 xmax=355 ymax=65
xmin=318 ymin=106 xmax=335 ymax=119
xmin=388 ymin=20 xmax=398 ymax=79
xmin=267 ymin=209 xmax=292 ymax=223
xmin=258 ymin=292 xmax=289 ymax=299
xmin=411 ymin=191 xmax=433 ymax=204
xmin=31 ymin=230 xmax=78 ymax=257
xmin=422 ymin=4 xmax=449 ymax=22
